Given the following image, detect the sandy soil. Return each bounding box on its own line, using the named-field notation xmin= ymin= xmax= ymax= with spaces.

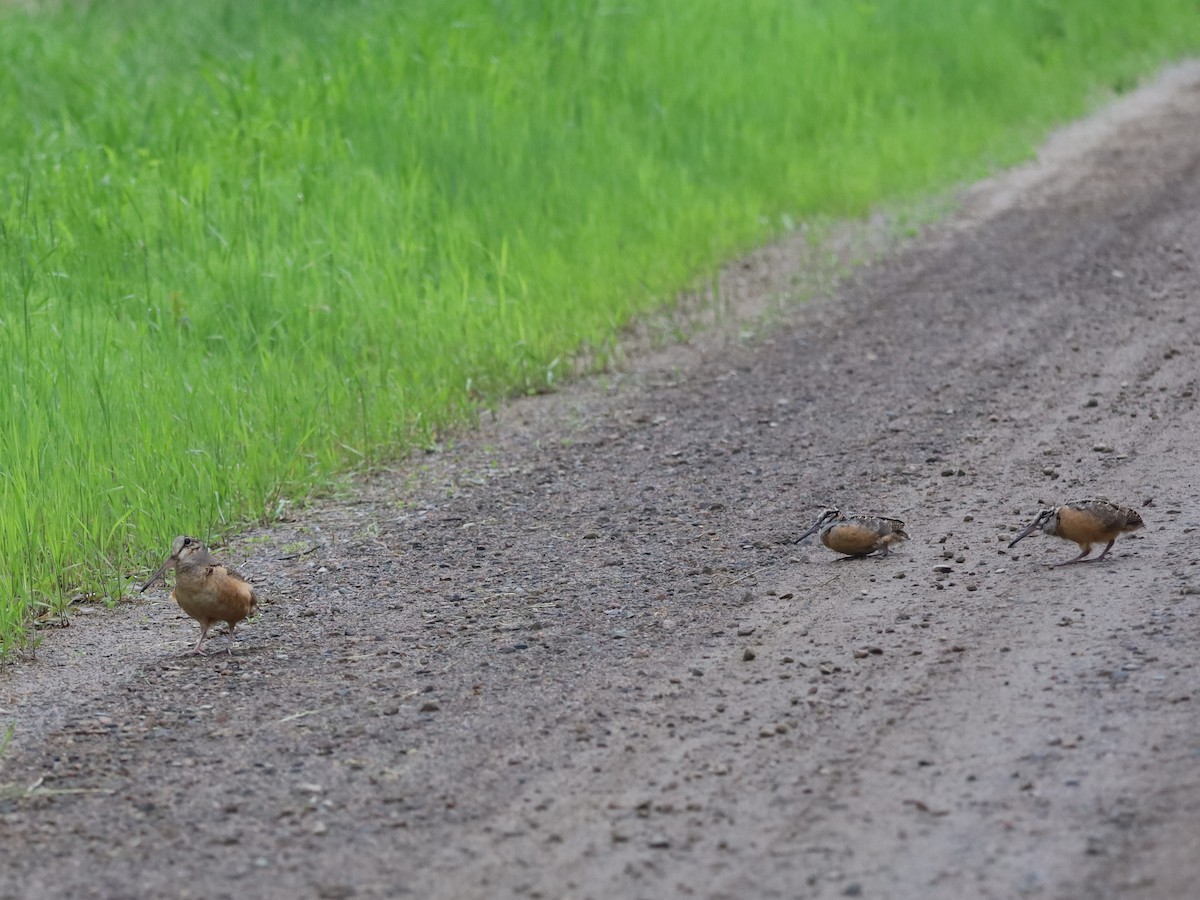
xmin=3 ymin=63 xmax=1200 ymax=900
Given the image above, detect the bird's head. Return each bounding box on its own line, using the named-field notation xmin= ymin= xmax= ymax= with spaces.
xmin=172 ymin=535 xmax=206 ymax=562
xmin=140 ymin=535 xmax=205 ymax=592
xmin=1007 ymin=507 xmax=1056 ymax=549
xmin=795 ymin=508 xmax=841 ymax=543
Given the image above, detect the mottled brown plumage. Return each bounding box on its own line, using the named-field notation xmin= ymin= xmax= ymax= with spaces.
xmin=1008 ymin=498 xmax=1144 ymax=566
xmin=141 ymin=535 xmax=258 ymax=655
xmin=795 ymin=509 xmax=909 ymax=559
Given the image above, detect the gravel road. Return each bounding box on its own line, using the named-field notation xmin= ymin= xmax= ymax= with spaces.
xmin=3 ymin=63 xmax=1200 ymax=900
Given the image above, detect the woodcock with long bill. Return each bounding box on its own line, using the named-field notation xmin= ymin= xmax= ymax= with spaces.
xmin=795 ymin=509 xmax=909 ymax=559
xmin=141 ymin=535 xmax=258 ymax=655
xmin=1008 ymin=498 xmax=1144 ymax=566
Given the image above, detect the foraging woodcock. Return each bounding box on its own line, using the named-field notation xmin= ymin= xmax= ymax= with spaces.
xmin=141 ymin=535 xmax=258 ymax=655
xmin=1008 ymin=498 xmax=1144 ymax=566
xmin=795 ymin=509 xmax=909 ymax=559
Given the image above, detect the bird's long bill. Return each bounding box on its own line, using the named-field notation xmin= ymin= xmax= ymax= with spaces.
xmin=1007 ymin=521 xmax=1041 ymax=549
xmin=140 ymin=555 xmax=176 ymax=592
xmin=794 ymin=522 xmax=822 ymax=544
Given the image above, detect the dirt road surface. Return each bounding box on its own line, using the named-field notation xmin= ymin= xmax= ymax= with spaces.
xmin=3 ymin=64 xmax=1200 ymax=900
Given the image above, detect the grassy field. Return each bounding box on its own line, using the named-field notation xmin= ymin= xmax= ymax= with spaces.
xmin=0 ymin=0 xmax=1197 ymax=651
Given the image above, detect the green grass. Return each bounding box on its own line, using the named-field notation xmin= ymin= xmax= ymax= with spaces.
xmin=1 ymin=0 xmax=1198 ymax=650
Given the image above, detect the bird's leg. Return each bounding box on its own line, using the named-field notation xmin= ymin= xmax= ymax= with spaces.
xmin=1081 ymin=539 xmax=1117 ymax=563
xmin=875 ymin=543 xmax=890 ymax=558
xmin=835 ymin=554 xmax=870 ymax=562
xmin=1052 ymin=545 xmax=1094 ymax=567
xmin=226 ymin=622 xmax=237 ymax=656
xmin=183 ymin=623 xmax=211 ymax=656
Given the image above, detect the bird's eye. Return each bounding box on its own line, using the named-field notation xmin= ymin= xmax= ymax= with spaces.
xmin=182 ymin=538 xmax=192 ymax=546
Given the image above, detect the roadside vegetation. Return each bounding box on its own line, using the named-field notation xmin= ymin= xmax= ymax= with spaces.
xmin=1 ymin=0 xmax=1197 ymax=650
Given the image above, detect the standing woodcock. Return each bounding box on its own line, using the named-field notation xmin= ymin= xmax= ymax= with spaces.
xmin=795 ymin=509 xmax=909 ymax=559
xmin=141 ymin=535 xmax=258 ymax=655
xmin=1008 ymin=498 xmax=1144 ymax=566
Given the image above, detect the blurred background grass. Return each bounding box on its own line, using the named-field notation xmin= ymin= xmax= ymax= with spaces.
xmin=1 ymin=0 xmax=1197 ymax=650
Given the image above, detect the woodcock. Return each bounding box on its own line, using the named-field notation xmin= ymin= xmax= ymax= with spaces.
xmin=141 ymin=535 xmax=258 ymax=655
xmin=795 ymin=509 xmax=909 ymax=559
xmin=1008 ymin=498 xmax=1144 ymax=566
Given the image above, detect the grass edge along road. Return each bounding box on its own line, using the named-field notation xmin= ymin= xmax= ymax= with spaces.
xmin=1 ymin=0 xmax=1197 ymax=651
